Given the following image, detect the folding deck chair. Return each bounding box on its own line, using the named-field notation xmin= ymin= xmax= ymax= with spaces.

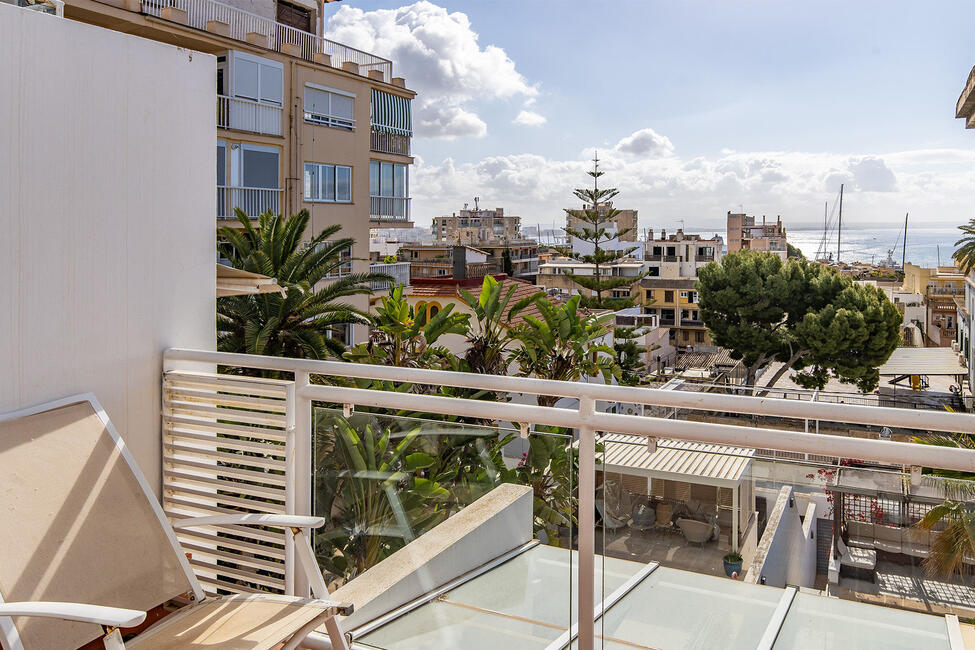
xmin=0 ymin=395 xmax=351 ymax=650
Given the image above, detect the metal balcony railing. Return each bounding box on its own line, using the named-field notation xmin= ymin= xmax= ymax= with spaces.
xmin=161 ymin=347 xmax=975 ymax=650
xmin=143 ymin=0 xmax=392 ymax=81
xmin=370 ymin=130 xmax=411 ymax=156
xmin=217 ymin=185 xmax=283 ymax=219
xmin=368 ymin=261 xmax=410 ymax=290
xmin=369 ymin=196 xmax=411 ymax=222
xmin=217 ymin=95 xmax=282 ymax=136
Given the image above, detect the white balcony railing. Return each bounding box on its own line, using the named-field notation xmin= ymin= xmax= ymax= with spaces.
xmin=368 ymin=261 xmax=410 ymax=290
xmin=162 ymin=347 xmax=975 ymax=650
xmin=369 ymin=196 xmax=411 ymax=222
xmin=217 ymin=95 xmax=282 ymax=136
xmin=217 ymin=185 xmax=283 ymax=219
xmin=143 ymin=0 xmax=392 ymax=82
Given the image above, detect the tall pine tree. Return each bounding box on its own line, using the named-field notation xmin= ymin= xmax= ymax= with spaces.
xmin=561 ymin=153 xmax=644 ymax=309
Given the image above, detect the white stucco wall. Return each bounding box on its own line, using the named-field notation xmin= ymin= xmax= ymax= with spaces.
xmin=745 ymin=486 xmax=818 ymax=588
xmin=0 ymin=5 xmax=216 ymax=495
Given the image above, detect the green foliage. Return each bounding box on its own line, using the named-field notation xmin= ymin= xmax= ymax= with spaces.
xmin=382 ymin=254 xmax=399 ymax=264
xmin=344 ymin=284 xmax=468 ymax=370
xmin=696 ymin=251 xmax=901 ymax=392
xmin=787 ymin=243 xmax=805 ymax=260
xmin=509 ymin=294 xmax=619 ymax=406
xmin=613 ymin=326 xmax=647 ymax=385
xmin=501 ymin=248 xmax=514 ymax=276
xmin=918 ymin=499 xmax=975 ymax=578
xmin=458 ymin=275 xmax=543 ymax=376
xmin=217 ymin=209 xmax=390 ymax=366
xmin=314 ymin=411 xmax=514 ymax=583
xmin=954 ymin=218 xmax=975 ymax=274
xmin=560 ymin=157 xmax=644 ymax=309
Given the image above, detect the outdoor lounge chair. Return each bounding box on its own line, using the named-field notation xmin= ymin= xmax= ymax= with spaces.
xmin=0 ymin=395 xmax=352 ymax=650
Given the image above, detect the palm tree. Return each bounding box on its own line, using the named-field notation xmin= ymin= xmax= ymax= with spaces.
xmin=953 ymin=218 xmax=975 ymax=273
xmin=918 ymin=496 xmax=975 ymax=579
xmin=217 ymin=208 xmax=389 ymax=363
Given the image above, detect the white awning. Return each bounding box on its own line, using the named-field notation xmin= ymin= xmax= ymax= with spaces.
xmin=597 ymin=433 xmax=754 ymax=488
xmin=216 ymin=264 xmax=283 ymax=297
xmin=878 ymin=347 xmax=966 ymax=376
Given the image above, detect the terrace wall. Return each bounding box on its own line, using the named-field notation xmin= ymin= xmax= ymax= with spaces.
xmin=745 ymin=486 xmax=818 ymax=588
xmin=0 ymin=5 xmax=216 ymax=495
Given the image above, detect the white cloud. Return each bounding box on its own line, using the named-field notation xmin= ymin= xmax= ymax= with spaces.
xmin=513 ymin=110 xmax=547 ymax=127
xmin=326 ymin=1 xmax=537 ymax=138
xmin=613 ymin=128 xmax=675 ymax=158
xmin=416 ymin=106 xmax=487 ymax=139
xmin=410 ymin=127 xmax=975 ymax=230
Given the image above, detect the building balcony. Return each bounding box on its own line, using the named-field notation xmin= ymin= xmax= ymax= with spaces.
xmin=368 ymin=261 xmax=410 ymax=290
xmin=217 ymin=185 xmax=283 ymax=220
xmin=217 ymin=95 xmax=282 ymax=136
xmin=370 ymin=130 xmax=411 ymax=156
xmin=370 ymin=196 xmax=411 ymax=223
xmin=695 ymin=254 xmax=714 ymax=262
xmin=142 ymin=0 xmax=392 ymax=82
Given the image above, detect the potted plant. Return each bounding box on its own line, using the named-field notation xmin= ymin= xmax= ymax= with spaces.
xmin=723 ymin=552 xmax=743 ymax=577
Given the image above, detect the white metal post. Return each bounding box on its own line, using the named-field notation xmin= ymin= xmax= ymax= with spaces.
xmin=294 ymin=370 xmax=313 ymax=598
xmin=732 ymin=485 xmax=740 ymax=553
xmin=284 ymin=382 xmax=296 ymax=596
xmin=577 ymin=396 xmax=596 ymax=650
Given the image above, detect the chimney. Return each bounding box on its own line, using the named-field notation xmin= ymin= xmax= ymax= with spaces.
xmin=452 ymin=245 xmax=467 ymax=279
xmin=648 ymin=228 xmax=654 ymax=240
xmin=661 ymin=229 xmax=666 ymax=239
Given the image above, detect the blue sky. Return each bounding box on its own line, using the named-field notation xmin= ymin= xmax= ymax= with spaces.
xmin=328 ymin=1 xmax=975 ymax=231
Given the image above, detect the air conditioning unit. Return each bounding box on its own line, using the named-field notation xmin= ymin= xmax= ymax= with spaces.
xmin=952 ymin=341 xmax=960 ymax=353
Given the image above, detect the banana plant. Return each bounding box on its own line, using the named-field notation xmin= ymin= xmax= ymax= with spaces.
xmin=458 ymin=274 xmax=543 ymax=376
xmin=509 ymin=294 xmax=620 ymax=406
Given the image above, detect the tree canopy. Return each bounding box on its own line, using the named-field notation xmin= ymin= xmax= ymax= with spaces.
xmin=560 ymin=154 xmax=644 ymax=309
xmin=696 ymin=251 xmax=901 ymax=392
xmin=953 ymin=217 xmax=975 ymax=273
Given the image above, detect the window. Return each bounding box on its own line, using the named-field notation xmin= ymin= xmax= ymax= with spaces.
xmin=646 ymin=266 xmax=660 ymax=277
xmin=232 ymin=51 xmax=282 ymax=106
xmin=645 ymin=290 xmax=654 ymax=301
xmin=680 ymin=291 xmax=689 ymax=300
xmin=323 ymin=243 xmax=352 ymax=278
xmin=370 ymin=161 xmax=408 ymax=199
xmin=304 ymin=163 xmax=352 ymax=202
xmin=664 ymin=290 xmax=674 ymax=303
xmin=695 ymin=331 xmax=705 ymax=343
xmin=305 ymin=85 xmax=355 ymax=130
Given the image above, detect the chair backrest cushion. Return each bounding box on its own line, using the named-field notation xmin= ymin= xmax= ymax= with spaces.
xmin=0 ymin=400 xmax=194 ymax=649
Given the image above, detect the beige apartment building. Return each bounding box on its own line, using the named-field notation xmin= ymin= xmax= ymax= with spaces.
xmin=60 ymin=0 xmax=415 ymax=343
xmin=903 ymin=263 xmax=966 ymax=347
xmin=537 ymin=259 xmax=646 ymax=302
xmin=643 ymin=229 xmax=723 ymax=278
xmin=432 ymin=205 xmax=523 ymax=244
xmin=727 ymin=212 xmax=788 ymax=260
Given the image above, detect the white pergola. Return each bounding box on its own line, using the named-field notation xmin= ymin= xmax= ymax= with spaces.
xmin=597 ymin=433 xmax=755 ymax=551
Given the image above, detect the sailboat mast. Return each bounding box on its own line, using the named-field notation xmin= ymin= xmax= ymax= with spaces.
xmin=837 ymin=184 xmax=844 ymax=263
xmin=902 ymin=212 xmax=908 ymax=271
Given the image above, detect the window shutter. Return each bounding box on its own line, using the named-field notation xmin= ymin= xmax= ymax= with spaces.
xmin=259 ymin=64 xmax=283 ymax=105
xmin=234 ymin=58 xmax=259 ymax=100
xmin=331 ymin=94 xmax=354 ymax=121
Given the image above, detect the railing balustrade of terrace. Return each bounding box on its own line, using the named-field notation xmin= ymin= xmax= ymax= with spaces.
xmin=161 ymin=348 xmax=975 ymax=650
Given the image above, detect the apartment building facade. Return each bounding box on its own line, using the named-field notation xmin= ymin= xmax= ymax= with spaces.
xmin=399 ymin=245 xmax=491 ymax=280
xmin=903 ymin=263 xmax=966 ymax=347
xmin=536 ymin=259 xmax=646 ymax=302
xmin=642 ymin=229 xmax=723 ymax=278
xmin=430 ymin=205 xmax=538 ymax=281
xmin=61 ymin=0 xmax=415 ymax=343
xmin=727 ymin=212 xmax=788 ymax=260
xmin=432 ymin=205 xmax=522 ymax=244
xmin=638 ymin=279 xmax=710 ymax=350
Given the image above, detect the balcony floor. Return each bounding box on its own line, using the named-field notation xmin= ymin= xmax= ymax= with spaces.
xmin=594 ymin=524 xmax=732 ymax=577
xmin=838 ymin=559 xmax=975 ymax=618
